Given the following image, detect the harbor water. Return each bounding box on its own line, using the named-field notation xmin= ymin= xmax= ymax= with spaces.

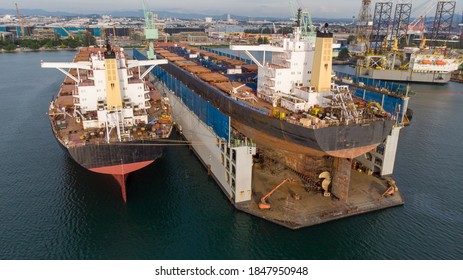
xmin=0 ymin=51 xmax=462 ymax=259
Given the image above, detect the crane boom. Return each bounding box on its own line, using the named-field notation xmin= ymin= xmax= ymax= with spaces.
xmin=15 ymin=3 xmax=25 ymax=38
xmin=409 ymin=0 xmax=437 ymax=28
xmin=289 ymin=0 xmax=297 ymax=21
xmin=258 ymin=178 xmax=295 ymax=209
xmin=60 ymin=26 xmax=74 ymax=39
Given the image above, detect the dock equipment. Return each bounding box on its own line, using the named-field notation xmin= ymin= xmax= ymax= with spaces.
xmin=259 ymin=178 xmax=295 ymax=209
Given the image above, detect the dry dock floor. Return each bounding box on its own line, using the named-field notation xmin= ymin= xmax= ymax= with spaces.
xmin=236 ymin=165 xmax=404 ymax=229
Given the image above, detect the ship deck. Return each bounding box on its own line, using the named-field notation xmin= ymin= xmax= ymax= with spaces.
xmin=50 ymin=48 xmax=173 ymax=147
xmin=236 ymin=164 xmax=404 ymax=229
xmin=154 ymin=46 xmax=391 ymax=129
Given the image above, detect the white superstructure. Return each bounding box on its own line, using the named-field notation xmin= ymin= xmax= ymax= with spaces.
xmin=357 ymin=47 xmax=462 ymax=83
xmin=232 ymin=28 xmax=315 ymax=108
xmin=232 ymin=27 xmax=342 ymax=113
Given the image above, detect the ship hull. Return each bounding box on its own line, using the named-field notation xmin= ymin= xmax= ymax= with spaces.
xmin=66 ymin=141 xmax=163 ymax=170
xmin=160 ymin=62 xmax=394 ymax=158
xmin=232 ymin=120 xmax=384 ymax=158
xmin=357 ymin=67 xmax=451 ymax=83
xmin=55 ymin=135 xmax=163 ymax=201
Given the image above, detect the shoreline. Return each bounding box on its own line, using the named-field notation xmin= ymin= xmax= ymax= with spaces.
xmin=1 ymin=46 xmax=143 ymax=53
xmin=0 ymin=47 xmax=78 ymax=53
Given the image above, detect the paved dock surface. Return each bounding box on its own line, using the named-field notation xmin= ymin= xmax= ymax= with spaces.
xmin=236 ymin=165 xmax=404 ymax=229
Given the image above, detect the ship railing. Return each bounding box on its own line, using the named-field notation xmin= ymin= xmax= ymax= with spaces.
xmin=230 ymin=139 xmax=256 ymax=148
xmin=128 ymin=78 xmax=143 ymax=84
xmin=285 ymin=113 xmax=389 ymax=129
xmin=334 ymin=71 xmax=410 ymax=97
xmin=133 ymin=109 xmax=148 ymax=116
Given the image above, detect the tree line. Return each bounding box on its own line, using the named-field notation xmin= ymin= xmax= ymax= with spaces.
xmin=0 ymin=32 xmax=97 ymax=51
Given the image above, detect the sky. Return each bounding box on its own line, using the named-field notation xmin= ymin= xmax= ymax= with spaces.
xmin=3 ymin=0 xmax=457 ymax=18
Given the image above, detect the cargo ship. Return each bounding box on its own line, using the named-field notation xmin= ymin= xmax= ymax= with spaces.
xmin=154 ymin=29 xmax=396 ymax=160
xmin=355 ymin=46 xmax=462 ymax=83
xmin=42 ymin=41 xmax=173 ymax=202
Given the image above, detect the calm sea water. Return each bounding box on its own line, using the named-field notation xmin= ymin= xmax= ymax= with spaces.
xmin=0 ymin=51 xmax=462 ymax=260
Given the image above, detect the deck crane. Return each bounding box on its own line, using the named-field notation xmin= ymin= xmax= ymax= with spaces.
xmin=142 ymin=0 xmax=158 ymax=60
xmin=15 ymin=3 xmax=25 ymax=38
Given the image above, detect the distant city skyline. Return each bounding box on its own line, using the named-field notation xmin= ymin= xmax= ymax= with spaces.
xmin=2 ymin=0 xmax=448 ymax=18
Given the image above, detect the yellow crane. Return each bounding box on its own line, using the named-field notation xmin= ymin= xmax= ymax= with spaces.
xmin=15 ymin=3 xmax=25 ymax=38
xmin=60 ymin=26 xmax=75 ymax=39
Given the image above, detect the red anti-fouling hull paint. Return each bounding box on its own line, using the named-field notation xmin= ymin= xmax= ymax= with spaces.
xmin=90 ymin=160 xmax=155 ymax=203
xmin=54 ymin=140 xmax=164 ymax=202
xmin=88 ymin=160 xmax=153 ymax=202
xmin=90 ymin=160 xmax=154 ymax=202
xmin=90 ymin=160 xmax=154 ymax=175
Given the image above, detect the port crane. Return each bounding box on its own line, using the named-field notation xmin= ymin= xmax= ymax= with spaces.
xmin=258 ymin=178 xmax=295 ymax=209
xmin=406 ymin=0 xmax=437 ymax=44
xmin=406 ymin=1 xmax=456 ymax=46
xmin=60 ymin=26 xmax=75 ymax=39
xmin=142 ymin=0 xmax=158 ymax=60
xmin=289 ymin=0 xmax=315 ymax=39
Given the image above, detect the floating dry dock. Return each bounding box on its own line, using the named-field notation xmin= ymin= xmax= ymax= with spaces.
xmin=137 ymin=23 xmax=409 ymax=229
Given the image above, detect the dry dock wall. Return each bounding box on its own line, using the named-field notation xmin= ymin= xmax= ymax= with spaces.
xmin=162 ymin=82 xmax=255 ymax=203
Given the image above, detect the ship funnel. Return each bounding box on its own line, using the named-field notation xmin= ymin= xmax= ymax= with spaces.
xmin=310 ymin=25 xmax=333 ymax=92
xmin=104 ymin=42 xmax=122 ymax=109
